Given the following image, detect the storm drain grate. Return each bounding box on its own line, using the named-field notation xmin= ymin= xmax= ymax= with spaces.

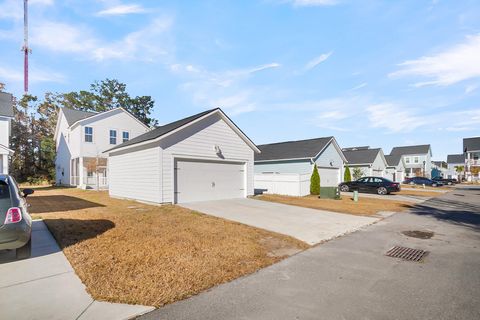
xmin=386 ymin=246 xmax=429 ymax=262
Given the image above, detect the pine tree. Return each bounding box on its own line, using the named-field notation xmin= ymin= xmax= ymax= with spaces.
xmin=310 ymin=164 xmax=320 ymax=195
xmin=344 ymin=166 xmax=351 ymax=182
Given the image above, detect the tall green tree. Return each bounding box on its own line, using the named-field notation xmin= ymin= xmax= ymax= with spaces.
xmin=344 ymin=166 xmax=351 ymax=182
xmin=310 ymin=164 xmax=320 ymax=195
xmin=58 ymin=79 xmax=158 ymax=127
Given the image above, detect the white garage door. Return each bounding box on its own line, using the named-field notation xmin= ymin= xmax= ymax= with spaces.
xmin=318 ymin=167 xmax=340 ymax=187
xmin=175 ymin=159 xmax=245 ymax=203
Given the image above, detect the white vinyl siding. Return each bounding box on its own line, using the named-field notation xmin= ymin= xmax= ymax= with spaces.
xmin=160 ymin=114 xmax=254 ymax=204
xmin=109 ymin=143 xmax=161 ymax=203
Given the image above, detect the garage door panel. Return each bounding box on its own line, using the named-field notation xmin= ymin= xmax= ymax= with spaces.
xmin=175 ymin=159 xmax=245 ymax=203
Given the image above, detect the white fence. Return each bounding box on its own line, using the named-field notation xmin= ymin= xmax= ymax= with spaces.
xmin=254 ymin=173 xmax=311 ymax=196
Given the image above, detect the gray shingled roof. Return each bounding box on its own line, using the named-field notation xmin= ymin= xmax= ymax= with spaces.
xmin=0 ymin=92 xmax=14 ymax=118
xmin=106 ymin=108 xmax=219 ymax=152
xmin=343 ymin=148 xmax=381 ymax=165
xmin=447 ymin=154 xmax=465 ymax=164
xmin=385 ymin=154 xmax=402 ymax=167
xmin=390 ymin=144 xmax=431 ymax=156
xmin=463 ymin=137 xmax=480 ymax=152
xmin=62 ymin=108 xmax=96 ymax=126
xmin=255 ymin=136 xmax=333 ymax=162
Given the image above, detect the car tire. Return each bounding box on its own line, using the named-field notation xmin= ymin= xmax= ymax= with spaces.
xmin=340 ymin=185 xmax=349 ymax=192
xmin=377 ymin=187 xmax=388 ymax=195
xmin=409 ymin=181 xmax=415 ymax=185
xmin=16 ymin=238 xmax=32 ymax=260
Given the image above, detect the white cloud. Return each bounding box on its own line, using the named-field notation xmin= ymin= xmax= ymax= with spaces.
xmin=465 ymin=84 xmax=478 ymax=94
xmin=444 ymin=108 xmax=480 ymax=131
xmin=366 ymin=103 xmax=426 ymax=133
xmin=390 ymin=34 xmax=480 ymax=87
xmin=97 ymin=4 xmax=147 ymax=16
xmin=304 ymin=52 xmax=332 ymax=70
xmin=349 ymin=82 xmax=367 ymax=91
xmin=30 ymin=17 xmax=173 ymax=62
xmin=0 ymin=64 xmax=65 ymax=84
xmin=172 ymin=62 xmax=280 ymax=115
xmin=290 ymin=0 xmax=338 ymax=7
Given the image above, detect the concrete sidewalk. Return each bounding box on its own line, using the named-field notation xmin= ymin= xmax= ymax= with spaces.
xmin=181 ymin=198 xmax=378 ymax=245
xmin=0 ymin=220 xmax=154 ymax=320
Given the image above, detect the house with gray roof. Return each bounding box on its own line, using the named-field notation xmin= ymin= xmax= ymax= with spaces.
xmin=0 ymin=92 xmax=14 ymax=174
xmin=54 ymin=107 xmax=150 ymax=188
xmin=342 ymin=147 xmax=387 ymax=179
xmin=463 ymin=137 xmax=480 ymax=181
xmin=254 ymin=136 xmax=347 ymax=196
xmin=385 ymin=154 xmax=406 ymax=182
xmin=447 ymin=153 xmax=465 ymax=181
xmin=389 ymin=144 xmax=432 ymax=178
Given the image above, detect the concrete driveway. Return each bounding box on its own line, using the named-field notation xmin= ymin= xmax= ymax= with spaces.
xmin=0 ymin=220 xmax=153 ymax=320
xmin=180 ymin=198 xmax=378 ymax=245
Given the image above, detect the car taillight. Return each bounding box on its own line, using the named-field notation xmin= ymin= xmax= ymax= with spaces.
xmin=4 ymin=207 xmax=22 ymax=224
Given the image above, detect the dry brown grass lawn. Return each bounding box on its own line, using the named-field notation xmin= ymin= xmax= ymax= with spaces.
xmin=256 ymin=194 xmax=413 ymax=216
xmin=28 ymin=188 xmax=308 ymax=307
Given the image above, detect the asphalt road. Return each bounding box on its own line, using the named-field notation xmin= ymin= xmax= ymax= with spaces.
xmin=140 ymin=186 xmax=480 ymax=320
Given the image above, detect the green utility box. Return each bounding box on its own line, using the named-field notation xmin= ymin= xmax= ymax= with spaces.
xmin=319 ymin=187 xmax=340 ymax=199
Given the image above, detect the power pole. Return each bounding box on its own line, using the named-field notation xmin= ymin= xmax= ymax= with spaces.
xmin=22 ymin=0 xmax=31 ymax=93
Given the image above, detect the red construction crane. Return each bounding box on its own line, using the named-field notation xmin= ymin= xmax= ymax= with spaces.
xmin=22 ymin=0 xmax=31 ymax=93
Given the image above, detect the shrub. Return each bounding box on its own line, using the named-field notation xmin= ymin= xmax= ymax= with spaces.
xmin=344 ymin=166 xmax=351 ymax=182
xmin=352 ymin=168 xmax=363 ymax=180
xmin=310 ymin=164 xmax=320 ymax=195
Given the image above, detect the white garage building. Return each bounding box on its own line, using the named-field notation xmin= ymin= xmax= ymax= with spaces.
xmin=106 ymin=108 xmax=260 ymax=204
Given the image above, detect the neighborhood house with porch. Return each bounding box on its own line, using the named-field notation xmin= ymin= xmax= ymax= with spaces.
xmin=54 ymin=107 xmax=150 ymax=189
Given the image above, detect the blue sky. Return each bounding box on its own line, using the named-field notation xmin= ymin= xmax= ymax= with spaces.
xmin=1 ymin=0 xmax=479 ymax=160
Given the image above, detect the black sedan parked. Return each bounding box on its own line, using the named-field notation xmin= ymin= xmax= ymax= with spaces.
xmin=432 ymin=176 xmax=457 ymax=185
xmin=339 ymin=177 xmax=401 ymax=195
xmin=403 ymin=177 xmax=443 ymax=187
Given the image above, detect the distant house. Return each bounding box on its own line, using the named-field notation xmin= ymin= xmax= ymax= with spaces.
xmin=254 ymin=137 xmax=347 ymax=196
xmin=54 ymin=107 xmax=150 ymax=188
xmin=463 ymin=137 xmax=480 ymax=182
xmin=431 ymin=161 xmax=448 ymax=178
xmin=385 ymin=154 xmax=406 ymax=182
xmin=0 ymin=92 xmax=14 ymax=174
xmin=446 ymin=154 xmax=464 ymax=180
xmin=341 ymin=146 xmax=387 ymax=178
xmin=389 ymin=144 xmax=432 ymax=178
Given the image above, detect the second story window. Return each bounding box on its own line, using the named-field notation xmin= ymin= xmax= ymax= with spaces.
xmin=110 ymin=130 xmax=117 ymax=145
xmin=414 ymin=156 xmax=419 ymax=163
xmin=122 ymin=131 xmax=129 ymax=143
xmin=405 ymin=157 xmax=410 ymax=164
xmin=84 ymin=127 xmax=93 ymax=142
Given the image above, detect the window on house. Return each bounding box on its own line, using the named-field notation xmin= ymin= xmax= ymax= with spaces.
xmin=110 ymin=130 xmax=117 ymax=145
xmin=405 ymin=157 xmax=410 ymax=164
xmin=414 ymin=157 xmax=419 ymax=163
xmin=84 ymin=127 xmax=93 ymax=142
xmin=122 ymin=131 xmax=129 ymax=143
